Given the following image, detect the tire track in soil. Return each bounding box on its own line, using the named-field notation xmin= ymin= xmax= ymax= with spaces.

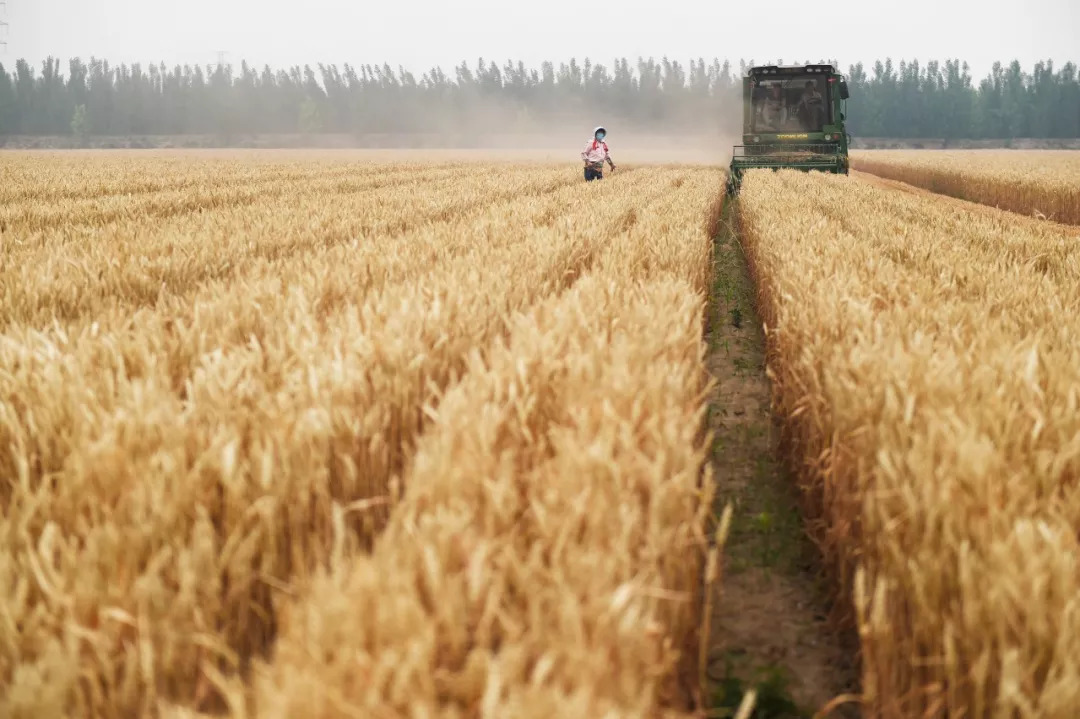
xmin=704 ymin=200 xmax=859 ymax=718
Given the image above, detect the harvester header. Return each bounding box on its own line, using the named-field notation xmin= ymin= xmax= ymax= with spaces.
xmin=727 ymin=63 xmax=851 ymax=194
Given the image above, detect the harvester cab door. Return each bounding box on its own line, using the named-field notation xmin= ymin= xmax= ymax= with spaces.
xmin=837 ymin=78 xmax=851 ymax=147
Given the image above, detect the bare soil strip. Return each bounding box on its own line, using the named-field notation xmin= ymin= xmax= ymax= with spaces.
xmin=704 ymin=202 xmax=858 ymax=718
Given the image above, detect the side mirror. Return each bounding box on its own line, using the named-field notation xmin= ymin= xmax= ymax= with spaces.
xmin=839 ymin=80 xmax=850 ymax=100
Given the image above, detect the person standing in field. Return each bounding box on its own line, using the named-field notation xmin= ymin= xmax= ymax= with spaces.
xmin=582 ymin=126 xmax=617 ymax=181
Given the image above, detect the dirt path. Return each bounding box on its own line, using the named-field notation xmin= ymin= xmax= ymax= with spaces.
xmin=853 ymin=170 xmax=1080 ymax=235
xmin=704 ymin=202 xmax=858 ymax=718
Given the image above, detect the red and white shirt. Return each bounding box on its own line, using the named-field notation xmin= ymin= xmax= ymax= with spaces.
xmin=581 ymin=138 xmax=610 ymax=164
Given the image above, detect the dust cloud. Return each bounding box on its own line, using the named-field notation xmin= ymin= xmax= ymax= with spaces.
xmin=341 ymin=99 xmax=741 ymax=166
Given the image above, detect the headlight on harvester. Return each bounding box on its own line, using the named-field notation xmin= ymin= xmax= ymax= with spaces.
xmin=752 ymin=136 xmax=760 ymax=143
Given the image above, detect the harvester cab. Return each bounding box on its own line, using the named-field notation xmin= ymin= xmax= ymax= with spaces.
xmin=726 ymin=63 xmax=851 ymax=194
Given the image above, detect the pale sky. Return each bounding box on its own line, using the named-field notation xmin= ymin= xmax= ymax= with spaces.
xmin=3 ymin=0 xmax=1078 ymax=79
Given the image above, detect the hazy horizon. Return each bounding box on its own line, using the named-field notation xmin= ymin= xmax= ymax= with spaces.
xmin=3 ymin=0 xmax=1077 ymax=79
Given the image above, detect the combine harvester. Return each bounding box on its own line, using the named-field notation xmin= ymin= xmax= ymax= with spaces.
xmin=727 ymin=63 xmax=851 ymax=194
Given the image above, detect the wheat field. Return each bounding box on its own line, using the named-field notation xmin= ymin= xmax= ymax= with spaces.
xmin=852 ymin=150 xmax=1080 ymax=225
xmin=0 ymin=152 xmax=724 ymax=718
xmin=740 ymin=168 xmax=1080 ymax=718
xmin=9 ymin=147 xmax=1080 ymax=719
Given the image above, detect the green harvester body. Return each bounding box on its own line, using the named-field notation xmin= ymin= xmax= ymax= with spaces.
xmin=727 ymin=63 xmax=851 ymax=194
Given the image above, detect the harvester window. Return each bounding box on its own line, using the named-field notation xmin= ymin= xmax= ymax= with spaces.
xmin=752 ymin=76 xmax=831 ymax=133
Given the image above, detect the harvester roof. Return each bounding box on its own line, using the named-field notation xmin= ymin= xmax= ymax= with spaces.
xmin=749 ymin=64 xmax=835 ymax=76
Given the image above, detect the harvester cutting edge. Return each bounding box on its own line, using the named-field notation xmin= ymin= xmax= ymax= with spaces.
xmin=727 ymin=63 xmax=851 ymax=195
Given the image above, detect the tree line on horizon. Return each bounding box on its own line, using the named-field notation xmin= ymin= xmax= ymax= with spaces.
xmin=0 ymin=56 xmax=1078 ymax=141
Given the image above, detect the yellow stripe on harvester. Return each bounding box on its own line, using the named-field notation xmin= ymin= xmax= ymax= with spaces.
xmin=776 ymin=133 xmax=810 ymax=139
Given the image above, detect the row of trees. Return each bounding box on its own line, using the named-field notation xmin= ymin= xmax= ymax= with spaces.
xmin=1 ymin=56 xmax=1077 ymax=140
xmin=849 ymin=59 xmax=1080 ymax=139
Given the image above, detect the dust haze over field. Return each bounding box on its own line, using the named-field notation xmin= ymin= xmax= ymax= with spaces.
xmin=329 ymin=97 xmax=740 ymax=165
xmin=338 ymin=133 xmax=740 ymax=167
xmin=393 ymin=126 xmax=740 ymax=166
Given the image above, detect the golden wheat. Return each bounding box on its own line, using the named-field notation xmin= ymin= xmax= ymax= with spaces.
xmin=0 ymin=153 xmax=722 ymax=718
xmin=251 ymin=169 xmax=723 ymax=718
xmin=852 ymin=149 xmax=1080 ymax=225
xmin=739 ymin=168 xmax=1080 ymax=718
